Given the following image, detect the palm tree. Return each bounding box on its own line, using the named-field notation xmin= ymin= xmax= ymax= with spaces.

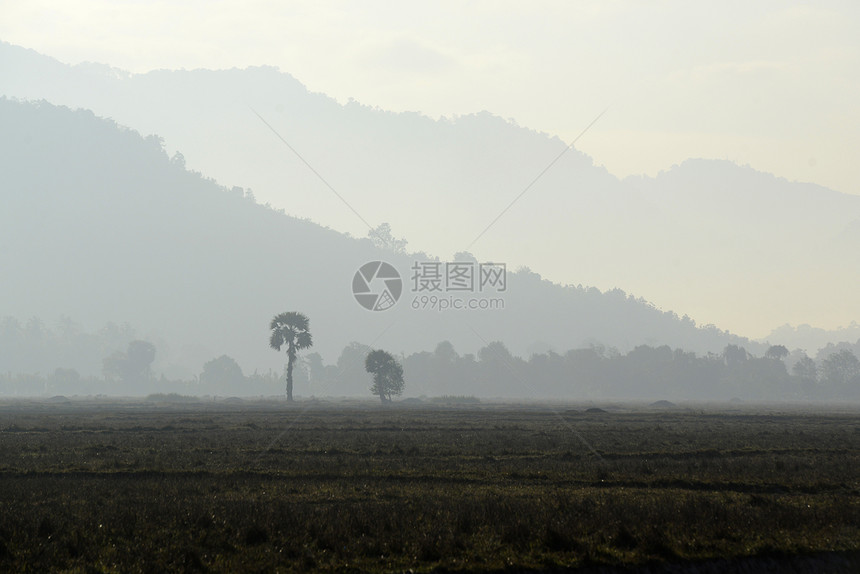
xmin=269 ymin=312 xmax=313 ymax=402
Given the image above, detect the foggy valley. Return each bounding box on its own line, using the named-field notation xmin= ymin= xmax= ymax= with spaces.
xmin=1 ymin=4 xmax=859 ymax=570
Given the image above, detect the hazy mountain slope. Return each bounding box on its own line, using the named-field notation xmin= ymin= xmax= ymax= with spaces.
xmin=0 ymin=99 xmax=361 ymax=376
xmin=0 ymin=42 xmax=664 ymax=271
xmin=0 ymin=99 xmax=757 ymax=381
xmin=623 ymin=160 xmax=860 ymax=334
xmin=3 ymin=41 xmax=858 ymax=340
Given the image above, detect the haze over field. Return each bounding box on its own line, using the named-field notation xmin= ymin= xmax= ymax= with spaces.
xmin=4 ymin=8 xmax=860 ymax=572
xmin=1 ymin=2 xmax=860 ymax=397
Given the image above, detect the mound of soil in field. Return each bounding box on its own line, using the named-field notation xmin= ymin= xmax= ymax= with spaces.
xmin=585 ymin=407 xmax=607 ymax=414
xmin=649 ymin=400 xmax=677 ymax=408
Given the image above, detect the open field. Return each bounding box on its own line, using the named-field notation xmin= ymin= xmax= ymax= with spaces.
xmin=0 ymin=399 xmax=858 ymax=572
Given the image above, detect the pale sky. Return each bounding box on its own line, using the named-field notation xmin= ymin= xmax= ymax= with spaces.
xmin=2 ymin=0 xmax=859 ymax=197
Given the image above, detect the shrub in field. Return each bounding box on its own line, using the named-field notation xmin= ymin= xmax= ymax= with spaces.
xmin=365 ymin=349 xmax=405 ymax=402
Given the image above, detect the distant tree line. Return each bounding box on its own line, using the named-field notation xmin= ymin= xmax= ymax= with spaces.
xmin=300 ymin=340 xmax=860 ymax=402
xmin=0 ymin=316 xmax=138 ymax=378
xmin=2 ymin=313 xmax=860 ymax=400
xmin=0 ymin=355 xmax=286 ymax=398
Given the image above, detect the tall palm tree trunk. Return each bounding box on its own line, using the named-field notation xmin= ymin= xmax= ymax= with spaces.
xmin=286 ymin=346 xmax=296 ymax=402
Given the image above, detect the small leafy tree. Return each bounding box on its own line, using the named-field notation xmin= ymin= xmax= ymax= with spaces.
xmin=269 ymin=312 xmax=313 ymax=402
xmin=792 ymin=355 xmax=817 ymax=383
xmin=368 ymin=222 xmax=408 ymax=254
xmin=765 ymin=345 xmax=789 ymax=361
xmin=200 ymin=355 xmax=244 ymax=394
xmin=723 ymin=344 xmax=748 ymax=367
xmin=365 ymin=349 xmax=405 ymax=403
xmin=102 ymin=340 xmax=156 ymax=385
xmin=820 ymin=349 xmax=860 ymax=396
xmin=336 ymin=342 xmax=373 ymax=393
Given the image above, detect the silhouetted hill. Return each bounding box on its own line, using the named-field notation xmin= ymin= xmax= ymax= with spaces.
xmin=3 ymin=41 xmax=859 ymax=341
xmin=0 ymin=98 xmax=756 ymax=383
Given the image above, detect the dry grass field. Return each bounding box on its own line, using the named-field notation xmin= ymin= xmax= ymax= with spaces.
xmin=0 ymin=398 xmax=858 ymax=572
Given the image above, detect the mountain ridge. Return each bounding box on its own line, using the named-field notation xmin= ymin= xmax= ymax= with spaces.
xmin=2 ymin=40 xmax=859 ymax=341
xmin=0 ymin=97 xmax=760 ymax=380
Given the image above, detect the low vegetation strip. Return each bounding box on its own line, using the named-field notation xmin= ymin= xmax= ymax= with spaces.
xmin=0 ymin=402 xmax=858 ymax=572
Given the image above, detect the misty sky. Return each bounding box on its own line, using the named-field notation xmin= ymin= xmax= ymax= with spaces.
xmin=3 ymin=1 xmax=859 ymax=198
